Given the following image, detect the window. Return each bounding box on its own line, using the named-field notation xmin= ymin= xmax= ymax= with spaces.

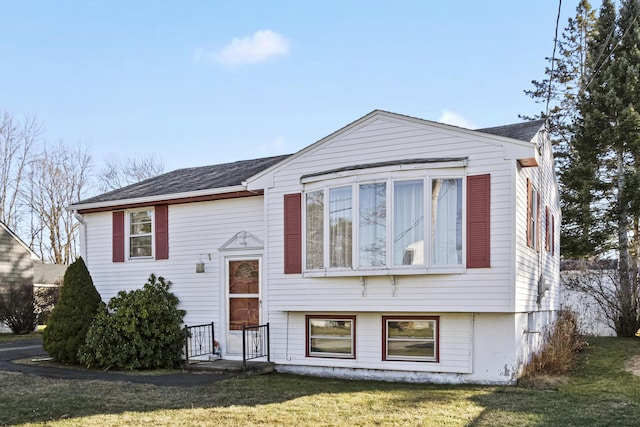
xmin=431 ymin=178 xmax=463 ymax=265
xmin=303 ymin=174 xmax=463 ymax=272
xmin=112 ymin=205 xmax=168 ymax=262
xmin=306 ymin=315 xmax=355 ymax=358
xmin=329 ymin=187 xmax=352 ymax=268
xmin=129 ymin=209 xmax=153 ymax=257
xmin=383 ymin=316 xmax=438 ymax=362
xmin=394 ymin=180 xmax=424 ymax=266
xmin=305 ymin=191 xmax=324 ymax=270
xmin=359 ymin=182 xmax=386 ymax=267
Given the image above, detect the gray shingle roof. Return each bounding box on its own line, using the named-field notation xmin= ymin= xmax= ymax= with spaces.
xmin=74 ymin=116 xmax=545 ymax=207
xmin=76 ymin=154 xmax=291 ymax=205
xmin=33 ymin=263 xmax=67 ymax=285
xmin=475 ymin=119 xmax=545 ymax=142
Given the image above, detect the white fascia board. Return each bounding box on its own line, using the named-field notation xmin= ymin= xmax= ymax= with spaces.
xmin=68 ymin=185 xmax=248 ymax=211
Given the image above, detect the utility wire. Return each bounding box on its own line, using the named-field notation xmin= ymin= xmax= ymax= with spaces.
xmin=546 ymin=0 xmax=563 ymax=117
xmin=584 ymin=7 xmax=640 ymax=91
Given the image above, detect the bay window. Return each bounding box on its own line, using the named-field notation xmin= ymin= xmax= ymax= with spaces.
xmin=303 ymin=171 xmax=465 ymax=273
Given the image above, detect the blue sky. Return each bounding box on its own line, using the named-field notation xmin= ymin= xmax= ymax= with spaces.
xmin=1 ymin=1 xmax=575 ymax=172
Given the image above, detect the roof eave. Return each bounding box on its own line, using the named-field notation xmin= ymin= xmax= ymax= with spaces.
xmin=68 ymin=185 xmax=249 ymax=212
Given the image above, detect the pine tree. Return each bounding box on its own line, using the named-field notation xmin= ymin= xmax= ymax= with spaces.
xmin=574 ymin=0 xmax=640 ymax=336
xmin=42 ymin=257 xmax=102 ymax=363
xmin=524 ymin=0 xmax=596 ymax=151
xmin=561 ymin=0 xmax=616 ymax=259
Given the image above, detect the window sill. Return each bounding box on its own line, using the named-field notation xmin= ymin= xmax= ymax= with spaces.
xmin=127 ymin=256 xmax=155 ymax=261
xmin=302 ymin=267 xmax=465 ymax=278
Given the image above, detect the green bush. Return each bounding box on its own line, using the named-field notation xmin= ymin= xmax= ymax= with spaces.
xmin=42 ymin=258 xmax=101 ymax=363
xmin=79 ymin=274 xmax=186 ymax=370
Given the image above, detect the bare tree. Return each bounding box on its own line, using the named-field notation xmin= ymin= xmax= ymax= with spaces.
xmin=562 ymin=260 xmax=639 ymax=336
xmin=0 ymin=111 xmax=40 ymax=231
xmin=25 ymin=142 xmax=92 ymax=264
xmin=98 ymin=153 xmax=165 ymax=192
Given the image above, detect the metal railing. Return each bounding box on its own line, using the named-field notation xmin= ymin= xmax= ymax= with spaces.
xmin=184 ymin=322 xmax=216 ymax=363
xmin=242 ymin=323 xmax=270 ymax=370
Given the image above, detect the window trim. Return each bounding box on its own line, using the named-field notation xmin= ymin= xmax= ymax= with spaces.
xmin=306 ymin=315 xmax=356 ymax=359
xmin=127 ymin=208 xmax=155 ymax=259
xmin=302 ymin=168 xmax=465 ymax=275
xmin=382 ymin=316 xmax=439 ymax=363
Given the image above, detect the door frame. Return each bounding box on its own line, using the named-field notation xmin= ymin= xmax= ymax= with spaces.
xmin=221 ymin=255 xmax=263 ymax=357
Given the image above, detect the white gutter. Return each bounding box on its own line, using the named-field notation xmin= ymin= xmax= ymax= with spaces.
xmin=68 ymin=184 xmax=248 ymax=211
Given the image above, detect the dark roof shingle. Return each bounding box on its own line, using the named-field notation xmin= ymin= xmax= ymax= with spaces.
xmin=74 ymin=116 xmax=546 ymax=207
xmin=76 ymin=154 xmax=290 ymax=205
xmin=475 ymin=119 xmax=545 ymax=142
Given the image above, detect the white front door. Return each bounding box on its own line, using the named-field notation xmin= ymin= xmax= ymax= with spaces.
xmin=226 ymin=258 xmax=260 ymax=355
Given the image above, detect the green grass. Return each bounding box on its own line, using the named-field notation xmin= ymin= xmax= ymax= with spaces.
xmin=1 ymin=337 xmax=639 ymax=426
xmin=0 ymin=332 xmax=41 ymax=343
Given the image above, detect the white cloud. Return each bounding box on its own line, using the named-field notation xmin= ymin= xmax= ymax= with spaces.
xmin=196 ymin=30 xmax=290 ymax=66
xmin=438 ymin=110 xmax=475 ymax=129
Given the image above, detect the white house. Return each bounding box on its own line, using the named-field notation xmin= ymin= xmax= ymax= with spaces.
xmin=69 ymin=110 xmax=560 ymax=384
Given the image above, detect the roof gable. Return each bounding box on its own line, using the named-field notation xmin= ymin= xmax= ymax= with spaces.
xmin=70 ymin=110 xmax=546 ymax=210
xmin=247 ymin=110 xmax=545 ymax=189
xmin=0 ymin=221 xmax=40 ymax=261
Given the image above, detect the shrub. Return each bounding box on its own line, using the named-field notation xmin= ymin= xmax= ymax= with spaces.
xmin=79 ymin=274 xmax=186 ymax=370
xmin=42 ymin=258 xmax=101 ymax=363
xmin=0 ymin=283 xmax=38 ymax=334
xmin=521 ymin=308 xmax=588 ymax=379
xmin=34 ymin=285 xmax=60 ymax=325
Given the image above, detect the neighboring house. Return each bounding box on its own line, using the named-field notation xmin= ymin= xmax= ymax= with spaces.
xmin=33 ymin=262 xmax=67 ymax=289
xmin=0 ymin=221 xmax=40 ymax=332
xmin=69 ymin=110 xmax=560 ymax=384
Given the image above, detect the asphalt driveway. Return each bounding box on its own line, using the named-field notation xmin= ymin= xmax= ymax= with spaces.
xmin=0 ymin=338 xmax=231 ymax=387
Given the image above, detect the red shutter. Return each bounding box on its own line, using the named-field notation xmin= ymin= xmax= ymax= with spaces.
xmin=536 ymin=190 xmax=541 ymax=253
xmin=552 ymin=215 xmax=556 ymax=256
xmin=284 ymin=193 xmax=302 ymax=274
xmin=526 ymin=178 xmax=533 ymax=247
xmin=466 ymin=174 xmax=490 ymax=268
xmin=545 ymin=206 xmax=550 ymax=252
xmin=112 ymin=211 xmax=125 ymax=263
xmin=155 ymin=205 xmax=169 ymax=260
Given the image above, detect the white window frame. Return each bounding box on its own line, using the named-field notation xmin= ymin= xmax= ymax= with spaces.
xmin=306 ymin=315 xmax=356 ymax=359
xmin=302 ymin=167 xmax=465 ymax=276
xmin=126 ymin=208 xmax=154 ymax=259
xmin=383 ymin=316 xmax=439 ymax=362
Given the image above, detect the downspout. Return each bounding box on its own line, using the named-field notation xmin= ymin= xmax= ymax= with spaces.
xmin=73 ymin=212 xmax=87 ymax=262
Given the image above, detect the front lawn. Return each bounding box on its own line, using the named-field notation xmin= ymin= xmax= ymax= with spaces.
xmin=0 ymin=332 xmax=41 ymax=343
xmin=1 ymin=337 xmax=638 ymax=426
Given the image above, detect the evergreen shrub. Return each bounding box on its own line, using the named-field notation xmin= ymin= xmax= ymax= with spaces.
xmin=79 ymin=274 xmax=186 ymax=370
xmin=42 ymin=257 xmax=101 ymax=363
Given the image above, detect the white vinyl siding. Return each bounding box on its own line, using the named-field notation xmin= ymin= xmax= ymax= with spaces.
xmin=82 ymin=196 xmax=266 ymax=335
xmin=267 ymin=115 xmax=515 ymax=313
